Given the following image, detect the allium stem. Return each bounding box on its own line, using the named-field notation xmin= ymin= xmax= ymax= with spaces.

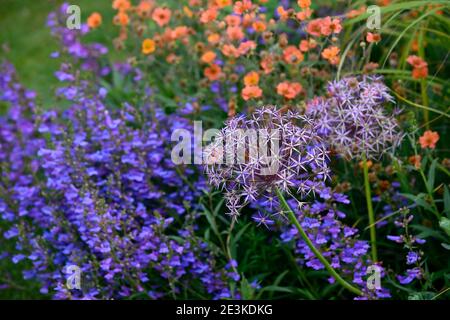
xmin=362 ymin=154 xmax=378 ymax=262
xmin=275 ymin=188 xmax=363 ymax=296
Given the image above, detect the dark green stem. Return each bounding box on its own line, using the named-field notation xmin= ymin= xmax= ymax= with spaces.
xmin=362 ymin=154 xmax=378 ymax=262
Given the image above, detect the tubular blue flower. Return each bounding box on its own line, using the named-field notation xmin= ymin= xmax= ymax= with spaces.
xmin=277 ymin=189 xmax=390 ymax=299
xmin=0 ymin=61 xmax=237 ymax=299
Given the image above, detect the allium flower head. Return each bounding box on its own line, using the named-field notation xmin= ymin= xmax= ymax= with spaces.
xmin=307 ymin=76 xmax=401 ymax=160
xmin=204 ymin=106 xmax=330 ymax=218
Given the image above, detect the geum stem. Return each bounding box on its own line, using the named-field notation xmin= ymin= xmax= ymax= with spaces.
xmin=275 ymin=188 xmax=363 ymax=296
xmin=362 ymin=155 xmax=378 ymax=263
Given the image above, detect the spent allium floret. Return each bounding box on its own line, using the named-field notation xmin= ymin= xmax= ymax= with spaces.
xmin=307 ymin=75 xmax=401 ymax=160
xmin=204 ymin=106 xmax=330 ymax=218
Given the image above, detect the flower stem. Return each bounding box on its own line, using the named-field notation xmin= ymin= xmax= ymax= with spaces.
xmin=418 ymin=23 xmax=430 ymax=129
xmin=362 ymin=154 xmax=378 ymax=263
xmin=275 ymin=188 xmax=363 ymax=296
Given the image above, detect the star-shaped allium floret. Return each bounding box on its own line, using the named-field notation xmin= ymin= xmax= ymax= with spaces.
xmin=307 ymin=75 xmax=402 ymax=160
xmin=204 ymin=106 xmax=329 ymax=218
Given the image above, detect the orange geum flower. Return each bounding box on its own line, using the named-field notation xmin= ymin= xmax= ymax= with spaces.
xmin=244 ymin=71 xmax=259 ymax=86
xmin=242 ymin=13 xmax=255 ymax=27
xmin=306 ymin=19 xmax=322 ymax=37
xmin=216 ymin=0 xmax=232 ymax=8
xmin=298 ymin=0 xmax=311 ymax=8
xmin=227 ymin=26 xmax=245 ymax=41
xmin=346 ymin=6 xmax=366 ymax=18
xmin=87 ymin=12 xmax=102 ymax=29
xmin=252 ymin=21 xmax=266 ymax=32
xmin=296 ymin=8 xmax=312 ymax=21
xmin=200 ymin=8 xmax=218 ymax=24
xmin=242 ymin=85 xmax=263 ymax=100
xmin=113 ymin=12 xmax=129 ymax=26
xmin=321 ymin=46 xmax=340 ymax=65
xmin=173 ymin=26 xmax=190 ymax=39
xmin=260 ymin=56 xmax=274 ymax=74
xmin=201 ymin=51 xmax=216 ymax=64
xmin=419 ymin=130 xmax=439 ymax=149
xmin=299 ymin=39 xmax=316 ymax=52
xmin=408 ymin=155 xmax=422 ymax=169
xmin=238 ymin=40 xmax=256 ymax=55
xmin=204 ymin=64 xmax=222 ymax=81
xmin=207 ymin=33 xmax=221 ymax=45
xmin=152 ymin=7 xmax=171 ymax=27
xmin=277 ymin=6 xmax=290 ymax=21
xmin=407 ymin=55 xmax=428 ymax=79
xmin=113 ymin=0 xmax=131 ymax=11
xmin=366 ymin=32 xmax=381 ymax=43
xmin=412 ymin=67 xmax=428 ymax=79
xmin=222 ymin=44 xmax=240 ymax=58
xmin=142 ymin=38 xmax=156 ymax=55
xmin=137 ymin=1 xmax=153 ymax=18
xmin=225 ymin=15 xmax=241 ymax=27
xmin=320 ymin=17 xmax=342 ymax=36
xmin=283 ymin=46 xmax=304 ymax=64
xmin=234 ymin=0 xmax=252 ymax=15
xmin=407 ymin=55 xmax=427 ymax=69
xmin=277 ymin=81 xmax=303 ymax=99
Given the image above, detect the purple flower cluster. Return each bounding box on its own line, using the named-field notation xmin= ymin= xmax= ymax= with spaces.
xmin=0 ymin=61 xmax=238 ymax=299
xmin=47 ymin=3 xmax=109 ymax=76
xmin=387 ymin=211 xmax=425 ymax=285
xmin=279 ymin=190 xmax=390 ymax=299
xmin=307 ymin=75 xmax=401 ymax=160
xmin=204 ymin=106 xmax=330 ymax=219
xmin=372 ymin=180 xmax=424 ymax=285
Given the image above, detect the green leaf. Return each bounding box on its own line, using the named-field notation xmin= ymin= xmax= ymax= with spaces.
xmin=427 ymin=159 xmax=438 ymax=191
xmin=201 ymin=206 xmax=220 ymax=241
xmin=411 ymin=224 xmax=448 ymax=242
xmin=231 ymin=223 xmax=252 ymax=250
xmin=401 ymin=193 xmax=433 ymax=213
xmin=441 ymin=243 xmax=450 ymax=250
xmin=239 ymin=277 xmax=255 ymax=300
xmin=444 ymin=186 xmax=450 ymax=218
xmin=439 ymin=217 xmax=450 ymax=237
xmin=408 ymin=291 xmax=435 ymax=300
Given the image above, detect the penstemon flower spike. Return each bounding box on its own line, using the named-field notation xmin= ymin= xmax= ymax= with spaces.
xmin=275 ymin=188 xmax=363 ymax=296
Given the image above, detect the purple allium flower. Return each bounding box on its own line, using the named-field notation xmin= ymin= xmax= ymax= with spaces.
xmin=252 ymin=212 xmax=275 ymax=229
xmin=307 ymin=76 xmax=401 ymax=160
xmin=204 ymin=106 xmax=330 ymax=219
